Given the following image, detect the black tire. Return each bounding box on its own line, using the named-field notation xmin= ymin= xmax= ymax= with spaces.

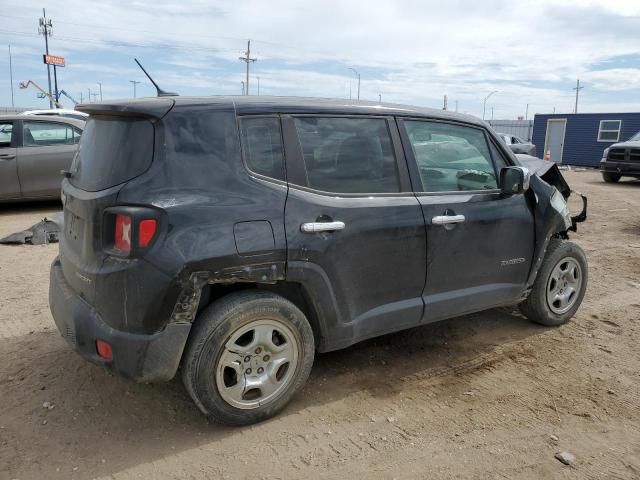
xmin=602 ymin=172 xmax=621 ymax=183
xmin=519 ymin=239 xmax=588 ymax=326
xmin=182 ymin=290 xmax=315 ymax=426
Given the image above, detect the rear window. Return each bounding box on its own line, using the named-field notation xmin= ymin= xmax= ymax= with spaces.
xmin=69 ymin=116 xmax=154 ymax=192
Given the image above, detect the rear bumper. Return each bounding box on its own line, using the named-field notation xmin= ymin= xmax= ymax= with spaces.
xmin=601 ymin=161 xmax=640 ymax=176
xmin=49 ymin=257 xmax=191 ymax=382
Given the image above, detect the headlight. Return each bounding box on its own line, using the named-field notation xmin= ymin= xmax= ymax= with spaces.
xmin=550 ymin=189 xmax=572 ymax=229
xmin=601 ymin=147 xmax=610 ymax=162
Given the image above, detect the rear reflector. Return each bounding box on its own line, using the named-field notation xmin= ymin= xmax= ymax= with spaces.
xmin=138 ymin=219 xmax=157 ymax=247
xmin=114 ymin=214 xmax=132 ymax=253
xmin=96 ymin=339 xmax=113 ymax=361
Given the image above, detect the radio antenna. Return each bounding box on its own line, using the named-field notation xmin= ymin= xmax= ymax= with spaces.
xmin=134 ymin=58 xmax=178 ymax=97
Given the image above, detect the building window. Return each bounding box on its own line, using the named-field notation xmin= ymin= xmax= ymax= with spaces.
xmin=598 ymin=120 xmax=622 ymax=142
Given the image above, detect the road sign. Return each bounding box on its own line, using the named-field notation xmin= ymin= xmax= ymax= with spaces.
xmin=43 ymin=54 xmax=65 ymax=67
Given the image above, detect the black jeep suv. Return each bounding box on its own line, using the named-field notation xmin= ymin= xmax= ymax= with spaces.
xmin=49 ymin=96 xmax=587 ymax=425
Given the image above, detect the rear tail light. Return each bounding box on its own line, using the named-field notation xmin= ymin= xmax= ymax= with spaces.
xmin=107 ymin=208 xmax=160 ymax=256
xmin=114 ymin=214 xmax=132 ymax=253
xmin=138 ymin=219 xmax=157 ymax=247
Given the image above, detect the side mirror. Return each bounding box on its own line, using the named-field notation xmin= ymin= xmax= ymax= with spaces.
xmin=500 ymin=166 xmax=530 ymax=195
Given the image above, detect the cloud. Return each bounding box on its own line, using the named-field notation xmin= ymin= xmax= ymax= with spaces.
xmin=1 ymin=0 xmax=639 ymax=116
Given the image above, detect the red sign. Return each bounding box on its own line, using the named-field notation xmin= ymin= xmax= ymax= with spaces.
xmin=43 ymin=54 xmax=65 ymax=67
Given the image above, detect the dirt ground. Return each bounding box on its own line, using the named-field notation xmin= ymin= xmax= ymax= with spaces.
xmin=0 ymin=170 xmax=639 ymax=480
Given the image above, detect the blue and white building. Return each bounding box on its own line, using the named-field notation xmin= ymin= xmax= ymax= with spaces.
xmin=531 ymin=113 xmax=640 ymax=167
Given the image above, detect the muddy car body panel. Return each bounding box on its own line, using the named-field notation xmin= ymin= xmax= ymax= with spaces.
xmin=49 ymin=96 xmax=586 ymax=383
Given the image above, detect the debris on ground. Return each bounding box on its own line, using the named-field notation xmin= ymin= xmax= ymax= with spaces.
xmin=555 ymin=451 xmax=575 ymax=466
xmin=0 ymin=213 xmax=63 ymax=245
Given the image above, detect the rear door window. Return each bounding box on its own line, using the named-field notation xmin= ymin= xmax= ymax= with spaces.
xmin=69 ymin=116 xmax=154 ymax=192
xmin=404 ymin=120 xmax=499 ymax=192
xmin=292 ymin=117 xmax=400 ymax=193
xmin=239 ymin=117 xmax=285 ymax=180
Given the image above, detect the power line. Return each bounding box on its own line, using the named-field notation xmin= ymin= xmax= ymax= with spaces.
xmin=0 ymin=28 xmax=238 ymax=54
xmin=238 ymin=40 xmax=256 ymax=95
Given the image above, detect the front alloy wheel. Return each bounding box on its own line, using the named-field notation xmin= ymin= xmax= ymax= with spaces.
xmin=546 ymin=257 xmax=583 ymax=315
xmin=519 ymin=239 xmax=588 ymax=326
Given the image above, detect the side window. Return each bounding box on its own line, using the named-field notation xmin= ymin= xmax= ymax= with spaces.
xmin=0 ymin=122 xmax=13 ymax=147
xmin=404 ymin=120 xmax=499 ymax=192
xmin=489 ymin=141 xmax=508 ymax=173
xmin=239 ymin=117 xmax=285 ymax=180
xmin=72 ymin=127 xmax=82 ymax=144
xmin=23 ymin=121 xmax=75 ymax=146
xmin=292 ymin=117 xmax=400 ymax=193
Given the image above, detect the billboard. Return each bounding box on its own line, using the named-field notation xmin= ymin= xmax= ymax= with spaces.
xmin=43 ymin=54 xmax=65 ymax=67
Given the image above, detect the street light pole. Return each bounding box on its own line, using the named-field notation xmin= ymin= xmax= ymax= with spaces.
xmin=97 ymin=82 xmax=103 ymax=101
xmin=482 ymin=90 xmax=498 ymax=120
xmin=256 ymin=76 xmax=260 ymax=96
xmin=348 ymin=67 xmax=360 ymax=100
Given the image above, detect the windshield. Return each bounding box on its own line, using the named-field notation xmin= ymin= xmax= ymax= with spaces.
xmin=69 ymin=116 xmax=154 ymax=192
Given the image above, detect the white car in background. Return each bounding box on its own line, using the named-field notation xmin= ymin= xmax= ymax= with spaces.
xmin=21 ymin=109 xmax=88 ymax=122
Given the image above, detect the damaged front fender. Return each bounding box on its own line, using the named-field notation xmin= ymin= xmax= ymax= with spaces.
xmin=515 ymin=155 xmax=588 ymax=288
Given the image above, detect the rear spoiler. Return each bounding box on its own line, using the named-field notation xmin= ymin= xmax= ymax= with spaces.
xmin=76 ymin=98 xmax=175 ymax=120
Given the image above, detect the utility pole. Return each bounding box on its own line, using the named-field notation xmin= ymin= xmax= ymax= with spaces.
xmin=482 ymin=90 xmax=498 ymax=120
xmin=97 ymin=82 xmax=103 ymax=101
xmin=238 ymin=40 xmax=257 ymax=95
xmin=8 ymin=45 xmax=14 ymax=107
xmin=241 ymin=81 xmax=245 ymax=95
xmin=378 ymin=93 xmax=381 ymax=104
xmin=88 ymin=87 xmax=91 ymax=103
xmin=348 ymin=68 xmax=360 ymax=100
xmin=79 ymin=91 xmax=83 ymax=103
xmin=38 ymin=9 xmax=54 ymax=108
xmin=573 ymin=79 xmax=583 ymax=113
xmin=443 ymin=95 xmax=448 ymax=110
xmin=525 ymin=103 xmax=529 ymax=120
xmin=129 ymin=80 xmax=140 ymax=98
xmin=455 ymin=100 xmax=459 ymax=112
xmin=256 ymin=76 xmax=260 ymax=96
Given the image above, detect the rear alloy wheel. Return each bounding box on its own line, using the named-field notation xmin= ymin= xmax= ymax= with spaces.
xmin=182 ymin=291 xmax=315 ymax=426
xmin=216 ymin=320 xmax=299 ymax=409
xmin=519 ymin=239 xmax=588 ymax=326
xmin=602 ymin=172 xmax=621 ymax=183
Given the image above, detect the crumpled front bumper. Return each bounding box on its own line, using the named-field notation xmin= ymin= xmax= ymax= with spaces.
xmin=49 ymin=257 xmax=191 ymax=382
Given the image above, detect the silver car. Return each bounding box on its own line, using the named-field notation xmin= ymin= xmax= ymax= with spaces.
xmin=0 ymin=115 xmax=84 ymax=201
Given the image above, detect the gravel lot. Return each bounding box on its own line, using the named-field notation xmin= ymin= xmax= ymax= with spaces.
xmin=1 ymin=170 xmax=639 ymax=480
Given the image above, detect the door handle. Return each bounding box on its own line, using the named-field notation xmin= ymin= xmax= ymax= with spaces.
xmin=0 ymin=154 xmax=16 ymax=160
xmin=301 ymin=221 xmax=345 ymax=233
xmin=432 ymin=214 xmax=465 ymax=225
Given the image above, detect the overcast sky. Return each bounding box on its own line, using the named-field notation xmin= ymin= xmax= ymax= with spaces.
xmin=1 ymin=0 xmax=639 ymax=118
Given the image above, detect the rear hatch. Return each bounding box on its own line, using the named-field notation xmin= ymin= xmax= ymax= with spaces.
xmin=59 ymin=99 xmax=174 ymax=303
